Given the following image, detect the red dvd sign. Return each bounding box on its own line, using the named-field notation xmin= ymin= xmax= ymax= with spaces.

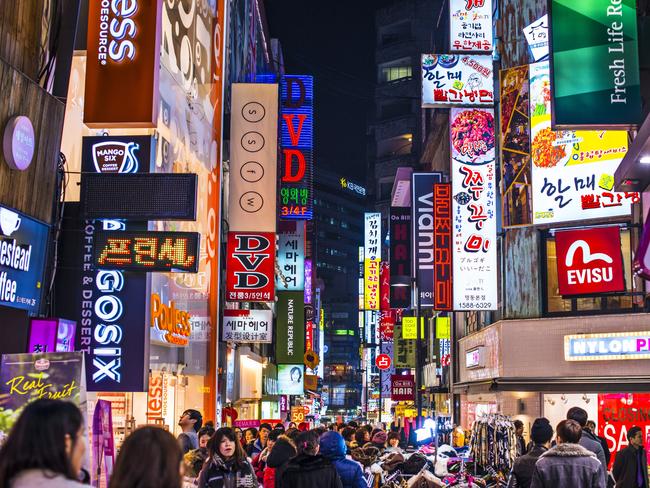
xmin=226 ymin=232 xmax=276 ymax=302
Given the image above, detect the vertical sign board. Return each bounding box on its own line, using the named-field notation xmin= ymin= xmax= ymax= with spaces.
xmin=226 ymin=232 xmax=275 ymax=302
xmin=276 ymin=291 xmax=305 ymax=364
xmin=422 ymin=55 xmax=494 ymax=107
xmin=84 ymin=0 xmax=163 ymax=127
xmin=389 ymin=206 xmax=411 ymax=309
xmin=364 ymin=213 xmax=381 ymax=310
xmin=276 ymin=222 xmax=305 ymax=292
xmin=229 ymin=84 xmax=278 ymax=232
xmin=450 ymin=108 xmax=498 ymax=310
xmin=380 ymin=342 xmax=394 ymax=399
xmin=529 ymin=62 xmax=637 ymax=225
xmin=449 ymin=0 xmax=493 ymax=52
xmin=550 ymin=0 xmax=641 ymax=128
xmin=280 ymin=76 xmax=314 ymax=220
xmin=412 ymin=173 xmax=442 ymax=307
xmin=62 ymin=136 xmax=154 ymax=392
xmin=380 ymin=262 xmax=390 ymax=310
xmin=433 ymin=183 xmax=453 ymax=311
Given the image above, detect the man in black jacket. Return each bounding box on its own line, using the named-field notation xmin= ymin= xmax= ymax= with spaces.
xmin=586 ymin=421 xmax=612 ymax=467
xmin=613 ymin=426 xmax=649 ymax=488
xmin=507 ymin=418 xmax=553 ymax=488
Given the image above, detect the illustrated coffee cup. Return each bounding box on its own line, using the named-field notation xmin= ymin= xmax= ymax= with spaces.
xmin=0 ymin=207 xmax=21 ymax=236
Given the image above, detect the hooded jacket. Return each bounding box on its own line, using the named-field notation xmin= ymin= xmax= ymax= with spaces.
xmin=530 ymin=443 xmax=606 ymax=488
xmin=265 ymin=437 xmax=296 ymax=488
xmin=197 ymin=454 xmax=257 ymax=488
xmin=319 ymin=432 xmax=366 ymax=488
xmin=279 ymin=453 xmax=343 ymax=488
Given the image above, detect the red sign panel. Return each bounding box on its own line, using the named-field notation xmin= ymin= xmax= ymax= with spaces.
xmin=380 ymin=262 xmax=391 ymax=310
xmin=84 ymin=0 xmax=162 ymax=127
xmin=376 ymin=354 xmax=392 ymax=370
xmin=391 ymin=374 xmax=415 ymax=401
xmin=434 ymin=183 xmax=453 ymax=310
xmin=555 ymin=227 xmax=625 ymax=296
xmin=305 ymin=320 xmax=313 ymax=351
xmin=379 ymin=310 xmax=395 ymax=341
xmin=226 ymin=232 xmax=275 ymax=302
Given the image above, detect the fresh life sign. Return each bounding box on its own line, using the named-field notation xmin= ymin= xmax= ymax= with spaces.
xmin=550 ymin=0 xmax=641 ymax=128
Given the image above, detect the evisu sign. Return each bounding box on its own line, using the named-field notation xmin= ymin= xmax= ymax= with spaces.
xmin=84 ymin=0 xmax=163 ymax=127
xmin=226 ymin=232 xmax=275 ymax=302
xmin=555 ymin=227 xmax=625 ymax=296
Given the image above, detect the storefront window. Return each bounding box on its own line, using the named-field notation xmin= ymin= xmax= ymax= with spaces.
xmin=543 ymin=227 xmax=644 ymax=315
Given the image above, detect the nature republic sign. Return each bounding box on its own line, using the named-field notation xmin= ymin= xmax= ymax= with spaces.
xmin=550 ymin=0 xmax=641 ymax=128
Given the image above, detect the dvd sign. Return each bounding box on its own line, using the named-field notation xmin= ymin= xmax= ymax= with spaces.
xmin=555 ymin=227 xmax=625 ymax=296
xmin=226 ymin=232 xmax=275 ymax=302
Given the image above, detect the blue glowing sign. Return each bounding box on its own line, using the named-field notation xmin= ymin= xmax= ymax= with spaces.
xmin=276 ymin=222 xmax=305 ymax=291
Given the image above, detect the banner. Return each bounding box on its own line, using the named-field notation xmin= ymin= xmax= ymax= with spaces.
xmin=280 ymin=76 xmax=314 ymax=220
xmin=412 ymin=173 xmax=443 ymax=307
xmin=451 ymin=108 xmax=498 ymax=310
xmin=422 ymin=54 xmax=494 ymax=107
xmin=222 ymin=309 xmax=273 ymax=343
xmin=391 ymin=374 xmax=415 ymax=401
xmin=433 ymin=183 xmax=453 ymax=310
xmin=226 ymin=232 xmax=275 ymax=302
xmin=228 ymin=84 xmax=278 ymax=232
xmin=380 ymin=262 xmax=390 ymax=310
xmin=276 ymin=292 xmax=305 ymax=364
xmin=364 ymin=213 xmax=381 ymax=311
xmin=530 ymin=62 xmax=637 ymax=224
xmin=84 ymin=0 xmax=163 ymax=127
xmin=276 ymin=222 xmax=305 ymax=291
xmin=379 ymin=310 xmax=395 ymax=341
xmin=380 ymin=342 xmax=394 ymax=398
xmin=500 ymin=66 xmax=532 ymax=227
xmin=92 ymin=399 xmax=115 ymax=487
xmin=449 ymin=0 xmax=493 ymax=52
xmin=364 ymin=259 xmax=380 ymax=310
xmin=550 ymin=0 xmax=641 ymax=128
xmin=0 ymin=352 xmax=85 ymax=435
xmin=524 ymin=15 xmax=549 ymax=62
xmin=394 ymin=323 xmax=416 ymax=368
xmin=599 ymin=393 xmax=650 ymax=469
xmin=389 ymin=207 xmax=411 ymax=308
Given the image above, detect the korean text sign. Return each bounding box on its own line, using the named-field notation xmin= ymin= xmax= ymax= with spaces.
xmin=222 ymin=309 xmax=273 ymax=343
xmin=529 ymin=62 xmax=637 ymax=224
xmin=451 ymin=108 xmax=498 ymax=310
xmin=276 ymin=223 xmax=305 ymax=291
xmin=433 ymin=183 xmax=453 ymax=311
xmin=555 ymin=227 xmax=625 ymax=296
xmin=550 ymin=0 xmax=641 ymax=128
xmin=422 ymin=54 xmax=494 ymax=107
xmin=364 ymin=213 xmax=381 ymax=311
xmin=391 ymin=374 xmax=415 ymax=401
xmin=226 ymin=232 xmax=275 ymax=302
xmin=389 ymin=207 xmax=411 ymax=309
xmin=280 ymin=76 xmax=314 ymax=220
xmin=449 ymin=0 xmax=493 ymax=52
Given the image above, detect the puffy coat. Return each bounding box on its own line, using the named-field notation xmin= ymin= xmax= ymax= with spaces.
xmin=279 ymin=454 xmax=343 ymax=488
xmin=507 ymin=445 xmax=548 ymax=488
xmin=530 ymin=443 xmax=606 ymax=488
xmin=265 ymin=436 xmax=296 ymax=488
xmin=197 ymin=455 xmax=257 ymax=488
xmin=319 ymin=432 xmax=366 ymax=488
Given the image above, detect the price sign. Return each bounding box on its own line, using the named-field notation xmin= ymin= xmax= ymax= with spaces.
xmin=94 ymin=231 xmax=200 ymax=273
xmin=291 ymin=406 xmax=305 ymax=423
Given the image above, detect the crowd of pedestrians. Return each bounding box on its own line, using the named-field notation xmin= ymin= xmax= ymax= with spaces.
xmin=1 ymin=399 xmax=648 ymax=488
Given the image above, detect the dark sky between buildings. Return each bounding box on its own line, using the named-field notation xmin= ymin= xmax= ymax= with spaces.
xmin=265 ymin=0 xmax=381 ymax=181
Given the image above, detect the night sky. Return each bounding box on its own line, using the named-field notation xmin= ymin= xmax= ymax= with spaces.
xmin=265 ymin=1 xmax=381 ymax=181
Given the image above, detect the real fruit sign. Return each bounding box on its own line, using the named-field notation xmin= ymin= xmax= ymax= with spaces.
xmin=554 ymin=226 xmax=625 ymax=296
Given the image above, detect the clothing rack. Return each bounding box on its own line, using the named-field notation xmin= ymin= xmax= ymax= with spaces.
xmin=469 ymin=414 xmax=517 ymax=473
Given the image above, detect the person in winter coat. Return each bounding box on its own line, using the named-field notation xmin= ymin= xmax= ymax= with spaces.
xmin=612 ymin=426 xmax=649 ymax=488
xmin=198 ymin=427 xmax=257 ymax=488
xmin=0 ymin=400 xmax=88 ymax=488
xmin=248 ymin=423 xmax=272 ymax=458
xmin=110 ymin=426 xmax=184 ymax=488
xmin=530 ymin=420 xmax=606 ymax=488
xmin=567 ymin=407 xmax=608 ymax=471
xmin=279 ymin=430 xmax=343 ymax=488
xmin=370 ymin=431 xmax=388 ymax=452
xmin=341 ymin=427 xmax=357 ymax=454
xmin=507 ymin=418 xmax=553 ymax=488
xmin=253 ymin=429 xmax=281 ymax=484
xmin=265 ymin=435 xmax=297 ymax=488
xmin=319 ymin=431 xmax=366 ymax=488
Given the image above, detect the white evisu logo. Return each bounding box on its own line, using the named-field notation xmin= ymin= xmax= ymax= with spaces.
xmin=565 ymin=240 xmax=614 ymax=285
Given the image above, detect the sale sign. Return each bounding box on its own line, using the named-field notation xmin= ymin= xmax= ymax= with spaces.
xmin=226 ymin=232 xmax=275 ymax=302
xmin=391 ymin=374 xmax=415 ymax=401
xmin=599 ymin=393 xmax=650 ymax=469
xmin=554 ymin=227 xmax=625 ymax=296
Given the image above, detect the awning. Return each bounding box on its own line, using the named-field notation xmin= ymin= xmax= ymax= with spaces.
xmin=454 ymin=376 xmax=650 ymax=394
xmin=615 ymin=113 xmax=650 ymax=191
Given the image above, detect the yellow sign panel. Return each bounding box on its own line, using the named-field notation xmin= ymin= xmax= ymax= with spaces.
xmin=436 ymin=317 xmax=451 ymax=339
xmin=402 ymin=317 xmax=424 ymax=339
xmin=364 ymin=258 xmax=380 ymax=310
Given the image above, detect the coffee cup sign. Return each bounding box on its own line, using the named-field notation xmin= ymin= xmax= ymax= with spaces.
xmin=3 ymin=116 xmax=35 ymax=171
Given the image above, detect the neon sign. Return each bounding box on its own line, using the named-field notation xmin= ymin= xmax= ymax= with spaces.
xmin=98 ymin=0 xmax=139 ymax=64
xmin=280 ymin=75 xmax=313 ymax=220
xmin=150 ymin=293 xmax=191 ymax=346
xmin=94 ymin=231 xmax=200 ymax=272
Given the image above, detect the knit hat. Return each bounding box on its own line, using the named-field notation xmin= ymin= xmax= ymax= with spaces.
xmin=372 ymin=430 xmax=388 ymax=445
xmin=530 ymin=417 xmax=554 ymax=444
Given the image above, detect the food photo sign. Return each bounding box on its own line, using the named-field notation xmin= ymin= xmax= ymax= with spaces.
xmin=530 ymin=61 xmax=638 ymax=225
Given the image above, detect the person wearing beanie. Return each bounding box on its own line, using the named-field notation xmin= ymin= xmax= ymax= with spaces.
xmin=371 ymin=431 xmax=388 ymax=451
xmin=319 ymin=431 xmax=365 ymax=488
xmin=507 ymin=418 xmax=554 ymax=488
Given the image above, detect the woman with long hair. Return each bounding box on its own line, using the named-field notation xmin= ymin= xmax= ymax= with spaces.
xmin=279 ymin=430 xmax=342 ymax=488
xmin=0 ymin=399 xmax=87 ymax=487
xmin=198 ymin=427 xmax=257 ymax=488
xmin=109 ymin=426 xmax=183 ymax=488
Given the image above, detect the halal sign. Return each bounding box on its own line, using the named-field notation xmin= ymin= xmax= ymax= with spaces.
xmin=555 ymin=226 xmax=625 ymax=296
xmin=376 ymin=354 xmax=392 ymax=370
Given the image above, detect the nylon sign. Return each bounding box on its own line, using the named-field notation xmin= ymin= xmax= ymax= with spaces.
xmin=554 ymin=226 xmax=625 ymax=296
xmin=226 ymin=233 xmax=275 ymax=302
